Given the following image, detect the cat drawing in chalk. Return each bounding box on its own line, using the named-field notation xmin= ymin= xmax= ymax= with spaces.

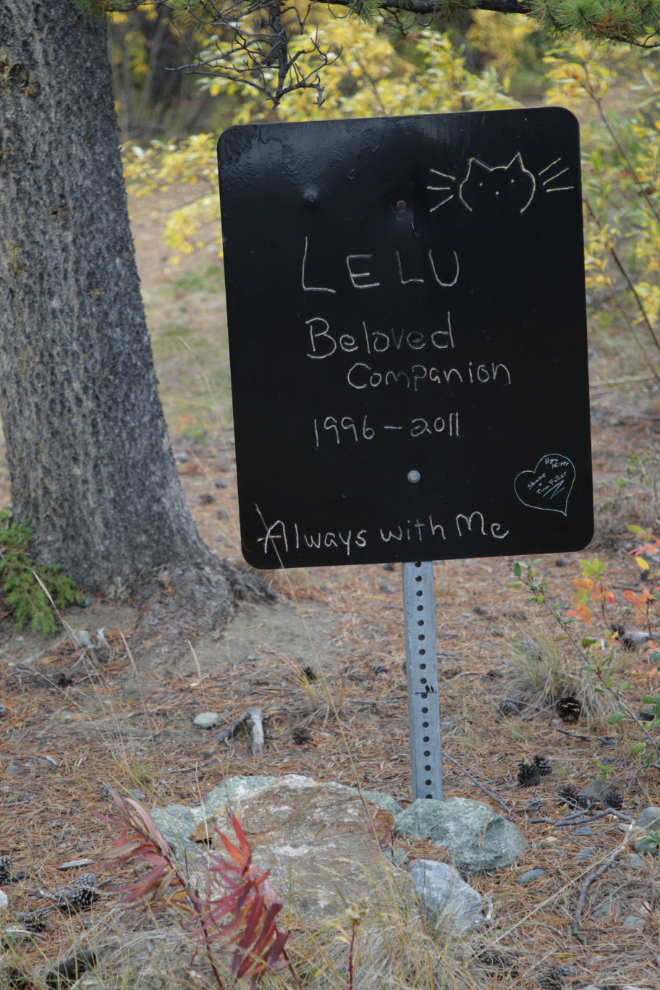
xmin=458 ymin=153 xmax=536 ymax=214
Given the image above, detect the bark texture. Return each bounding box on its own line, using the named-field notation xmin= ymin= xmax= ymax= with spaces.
xmin=0 ymin=0 xmax=213 ymax=594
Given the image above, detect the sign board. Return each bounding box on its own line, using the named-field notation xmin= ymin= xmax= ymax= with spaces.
xmin=218 ymin=108 xmax=593 ymax=569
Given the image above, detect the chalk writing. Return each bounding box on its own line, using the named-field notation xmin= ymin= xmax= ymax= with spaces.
xmin=514 ymin=453 xmax=575 ymax=517
xmin=301 ymin=237 xmax=461 ymax=291
xmin=219 ymin=110 xmax=591 ymax=570
xmin=257 ymin=511 xmax=510 ymax=558
xmin=305 ymin=315 xmax=455 ymax=359
xmin=346 ymin=362 xmax=510 ymax=391
xmin=313 ymin=413 xmax=459 ymax=447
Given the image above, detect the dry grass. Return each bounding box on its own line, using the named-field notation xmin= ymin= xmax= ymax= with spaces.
xmin=504 ymin=622 xmax=625 ymax=718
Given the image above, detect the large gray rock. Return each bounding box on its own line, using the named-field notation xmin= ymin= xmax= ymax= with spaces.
xmin=188 ymin=775 xmax=409 ymax=927
xmin=406 ymin=859 xmax=484 ymax=932
xmin=152 ymin=774 xmax=401 ymax=861
xmin=394 ymin=797 xmax=528 ymax=873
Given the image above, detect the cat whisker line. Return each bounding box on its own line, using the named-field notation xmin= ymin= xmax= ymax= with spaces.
xmin=538 ymin=157 xmax=562 ymax=176
xmin=546 ymin=186 xmax=574 ymax=193
xmin=429 ymin=195 xmax=454 ymax=212
xmin=427 ymin=185 xmax=451 ymax=191
xmin=429 ymin=169 xmax=456 ymax=181
xmin=543 ymin=167 xmax=569 ymax=185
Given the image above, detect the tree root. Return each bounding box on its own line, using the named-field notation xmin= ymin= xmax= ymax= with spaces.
xmin=131 ymin=558 xmax=278 ymax=657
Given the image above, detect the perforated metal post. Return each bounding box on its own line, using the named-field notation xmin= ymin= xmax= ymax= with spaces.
xmin=403 ymin=560 xmax=443 ymax=801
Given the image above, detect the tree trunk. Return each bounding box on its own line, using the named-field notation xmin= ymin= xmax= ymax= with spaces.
xmin=0 ymin=0 xmax=216 ymax=596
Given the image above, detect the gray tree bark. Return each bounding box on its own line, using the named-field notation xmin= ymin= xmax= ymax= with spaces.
xmin=0 ymin=0 xmax=227 ymax=601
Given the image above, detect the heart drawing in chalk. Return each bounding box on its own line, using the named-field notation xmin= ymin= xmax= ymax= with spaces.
xmin=514 ymin=454 xmax=576 ymax=516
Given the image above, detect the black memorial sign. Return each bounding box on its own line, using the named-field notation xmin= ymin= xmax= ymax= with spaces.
xmin=218 ymin=108 xmax=593 ymax=569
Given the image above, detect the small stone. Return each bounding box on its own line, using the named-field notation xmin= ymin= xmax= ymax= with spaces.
xmin=371 ymin=663 xmax=387 ymax=674
xmin=555 ymin=557 xmax=568 ymax=567
xmin=637 ymin=806 xmax=660 ymax=831
xmin=515 ymin=868 xmax=548 ymax=884
xmin=573 ymin=826 xmax=593 ymax=836
xmin=379 ymin=582 xmax=394 ymax=593
xmin=395 ymin=797 xmax=528 ymax=873
xmin=622 ymin=915 xmax=645 ymax=929
xmin=591 ymin=892 xmax=620 ymax=919
xmin=71 ymin=629 xmax=93 ymax=649
xmin=200 ymin=493 xmax=216 ymax=504
xmin=216 ymin=508 xmax=229 ymax=520
xmin=406 ymin=859 xmax=484 ymax=932
xmin=193 ymin=712 xmax=222 ymax=729
xmin=632 ymin=833 xmax=660 ymax=855
xmin=60 ymin=714 xmax=73 ymax=723
xmin=619 ymin=853 xmax=645 ymax=869
xmin=383 ymin=847 xmax=409 ymax=867
xmin=382 ymin=562 xmax=395 ymax=571
xmin=0 ymin=890 xmax=8 ymax=912
xmin=577 ymin=780 xmax=611 ymax=805
xmin=7 ymin=763 xmax=20 ymax=774
xmin=0 ymin=703 xmax=6 ymax=717
xmin=576 ymin=848 xmax=595 ymax=863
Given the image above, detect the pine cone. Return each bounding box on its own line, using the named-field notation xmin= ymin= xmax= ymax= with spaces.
xmin=16 ymin=910 xmax=47 ymax=933
xmin=0 ymin=855 xmax=11 ymax=883
xmin=556 ymin=695 xmax=582 ymax=723
xmin=533 ymin=754 xmax=553 ymax=777
xmin=292 ymin=725 xmax=311 ymax=745
xmin=517 ymin=760 xmax=542 ymax=787
xmin=536 ymin=975 xmax=562 ymax=990
xmin=557 ymin=783 xmax=586 ymax=809
xmin=70 ymin=886 xmax=99 ymax=910
xmin=602 ymin=786 xmax=623 ymax=810
xmin=477 ymin=949 xmax=518 ymax=975
xmin=75 ymin=872 xmax=97 ymax=889
xmin=51 ymin=884 xmax=99 ymax=912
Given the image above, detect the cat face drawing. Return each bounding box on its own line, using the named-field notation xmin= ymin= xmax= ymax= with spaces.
xmin=458 ymin=154 xmax=536 ymax=214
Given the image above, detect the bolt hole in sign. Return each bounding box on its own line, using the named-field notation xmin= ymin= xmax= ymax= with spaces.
xmin=218 ymin=108 xmax=593 ymax=569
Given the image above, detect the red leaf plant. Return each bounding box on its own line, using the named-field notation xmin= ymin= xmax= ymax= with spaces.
xmin=94 ymin=787 xmax=300 ymax=990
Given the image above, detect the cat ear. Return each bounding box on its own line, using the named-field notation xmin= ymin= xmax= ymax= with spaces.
xmin=509 ymin=154 xmax=536 ymax=213
xmin=506 ymin=152 xmax=526 ymax=173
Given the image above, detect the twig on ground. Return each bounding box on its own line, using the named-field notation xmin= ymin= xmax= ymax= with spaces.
xmin=443 ymin=752 xmax=511 ymax=814
xmin=212 ymin=706 xmax=264 ymax=754
xmin=552 ymin=724 xmax=594 ymax=742
xmin=529 ymin=808 xmax=633 ymax=826
xmin=572 ymin=830 xmax=633 ymax=942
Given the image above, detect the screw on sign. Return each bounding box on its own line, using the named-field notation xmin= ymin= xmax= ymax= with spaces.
xmin=218 ymin=109 xmax=593 ymax=800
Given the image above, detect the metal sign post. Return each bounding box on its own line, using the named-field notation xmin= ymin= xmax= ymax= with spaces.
xmin=403 ymin=561 xmax=443 ymax=801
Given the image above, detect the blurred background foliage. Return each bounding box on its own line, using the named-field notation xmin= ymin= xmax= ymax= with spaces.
xmin=115 ymin=2 xmax=660 ymax=380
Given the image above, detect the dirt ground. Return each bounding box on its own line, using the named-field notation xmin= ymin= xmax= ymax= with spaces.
xmin=2 ymin=191 xmax=660 ymax=989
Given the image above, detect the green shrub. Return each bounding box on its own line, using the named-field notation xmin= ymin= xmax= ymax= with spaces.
xmin=0 ymin=508 xmax=83 ymax=636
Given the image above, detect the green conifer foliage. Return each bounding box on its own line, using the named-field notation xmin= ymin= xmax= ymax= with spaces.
xmin=0 ymin=510 xmax=83 ymax=636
